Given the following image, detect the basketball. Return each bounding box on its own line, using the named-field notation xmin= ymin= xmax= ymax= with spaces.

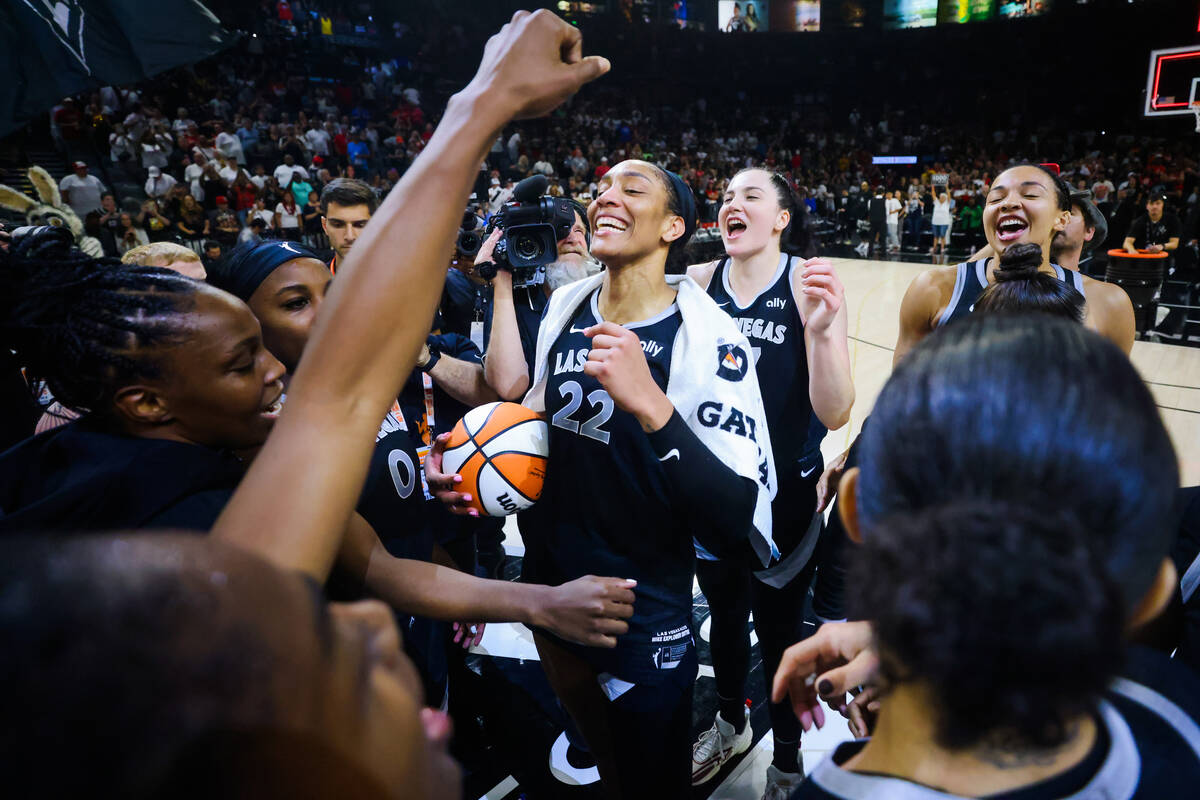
xmin=442 ymin=402 xmax=549 ymax=516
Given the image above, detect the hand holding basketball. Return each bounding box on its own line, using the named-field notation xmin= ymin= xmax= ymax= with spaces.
xmin=426 ymin=433 xmax=479 ymax=517
xmin=798 ymin=258 xmax=845 ymax=335
xmin=584 ymin=322 xmax=674 ymax=432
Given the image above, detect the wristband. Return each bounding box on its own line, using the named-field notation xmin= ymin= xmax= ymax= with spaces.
xmin=420 ymin=347 xmax=441 ymax=373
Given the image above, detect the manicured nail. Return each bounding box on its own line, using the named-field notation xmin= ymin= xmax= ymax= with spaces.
xmin=818 ymin=680 xmax=834 ymax=696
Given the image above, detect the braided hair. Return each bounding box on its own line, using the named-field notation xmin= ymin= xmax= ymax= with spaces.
xmin=0 ymin=228 xmax=200 ymax=417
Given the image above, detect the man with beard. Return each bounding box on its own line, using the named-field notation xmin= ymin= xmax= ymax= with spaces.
xmin=480 ymin=201 xmax=597 ymax=400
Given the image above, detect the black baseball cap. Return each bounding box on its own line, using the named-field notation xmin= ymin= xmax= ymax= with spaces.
xmin=1068 ymin=189 xmax=1108 ymax=253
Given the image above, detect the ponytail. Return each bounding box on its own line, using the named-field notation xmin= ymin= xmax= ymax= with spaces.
xmin=975 ymin=243 xmax=1084 ymax=322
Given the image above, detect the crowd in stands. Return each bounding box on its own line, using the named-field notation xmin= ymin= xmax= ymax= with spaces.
xmin=35 ymin=2 xmax=1198 ymax=271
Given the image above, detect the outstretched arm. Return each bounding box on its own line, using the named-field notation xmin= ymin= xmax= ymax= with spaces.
xmin=212 ymin=11 xmax=610 ymax=580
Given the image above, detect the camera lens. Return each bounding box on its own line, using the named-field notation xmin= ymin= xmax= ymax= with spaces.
xmin=514 ymin=234 xmax=543 ymax=261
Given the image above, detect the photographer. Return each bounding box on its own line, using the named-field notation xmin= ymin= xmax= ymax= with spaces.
xmin=480 ymin=197 xmax=594 ymax=400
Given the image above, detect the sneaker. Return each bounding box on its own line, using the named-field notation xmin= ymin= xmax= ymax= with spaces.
xmin=761 ymin=763 xmax=804 ymax=800
xmin=691 ymin=708 xmax=753 ymax=785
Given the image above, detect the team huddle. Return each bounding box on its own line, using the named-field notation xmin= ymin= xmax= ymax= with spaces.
xmin=1 ymin=10 xmax=1197 ymax=800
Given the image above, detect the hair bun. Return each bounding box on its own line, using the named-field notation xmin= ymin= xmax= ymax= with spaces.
xmin=995 ymin=242 xmax=1043 ymax=282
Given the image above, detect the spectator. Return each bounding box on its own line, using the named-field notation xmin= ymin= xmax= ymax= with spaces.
xmin=885 ymin=190 xmax=901 ymax=252
xmin=302 ymin=190 xmax=323 ymax=247
xmin=184 ymin=154 xmax=206 ymax=202
xmin=249 ymin=198 xmax=275 ymax=232
xmin=58 ymin=161 xmax=105 ymax=217
xmin=138 ymin=199 xmax=174 ymax=242
xmin=290 ymin=173 xmax=314 ymax=208
xmin=108 ymin=122 xmax=135 ymax=166
xmin=272 ymin=154 xmax=307 ymax=188
xmin=208 ymin=196 xmax=240 ymax=247
xmin=144 ymin=166 xmax=177 ymax=200
xmin=238 ymin=216 xmax=268 ymax=245
xmin=175 ymin=194 xmax=209 ymax=241
xmin=1124 ymin=191 xmax=1182 ymax=255
xmin=115 ymin=212 xmax=149 ymax=255
xmin=275 ymin=192 xmax=301 ymax=241
xmin=201 ymin=239 xmax=224 ymax=270
xmin=346 ymin=130 xmax=370 ymax=172
xmin=213 ymin=121 xmax=246 ymax=166
xmin=96 ymin=193 xmax=122 ymax=250
xmin=217 ymin=157 xmax=241 ymax=187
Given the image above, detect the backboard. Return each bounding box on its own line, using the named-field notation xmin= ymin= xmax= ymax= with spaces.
xmin=1144 ymin=45 xmax=1200 ymax=118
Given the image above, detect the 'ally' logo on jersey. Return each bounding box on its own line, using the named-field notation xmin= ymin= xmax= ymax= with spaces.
xmin=715 ymin=343 xmax=749 ymax=382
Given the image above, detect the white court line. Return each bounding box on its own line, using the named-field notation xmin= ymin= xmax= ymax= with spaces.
xmin=478 ymin=774 xmax=518 ymax=800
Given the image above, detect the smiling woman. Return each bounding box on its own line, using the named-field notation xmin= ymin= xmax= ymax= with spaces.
xmin=892 ymin=164 xmax=1135 ymax=361
xmin=429 ymin=159 xmax=779 ymax=796
xmin=0 ymin=228 xmax=285 ymax=533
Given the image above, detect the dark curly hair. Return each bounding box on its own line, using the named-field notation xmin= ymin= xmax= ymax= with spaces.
xmin=0 ymin=228 xmax=199 ymax=417
xmin=851 ymin=503 xmax=1123 ymax=750
xmin=854 ymin=313 xmax=1178 ymax=751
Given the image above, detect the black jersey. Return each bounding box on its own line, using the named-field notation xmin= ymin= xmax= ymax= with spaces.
xmin=706 ymin=254 xmax=813 ymax=476
xmin=521 ymin=289 xmax=689 ymax=685
xmin=937 ymin=259 xmax=1086 ymax=329
xmin=793 ymin=647 xmax=1200 ymax=800
xmin=356 ymin=402 xmax=433 ymax=562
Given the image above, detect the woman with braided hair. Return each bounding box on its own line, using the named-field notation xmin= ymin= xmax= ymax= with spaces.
xmin=0 ymin=226 xmax=285 ymax=530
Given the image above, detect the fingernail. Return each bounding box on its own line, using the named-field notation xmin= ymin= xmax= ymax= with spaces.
xmin=818 ymin=680 xmax=834 ymax=696
xmin=462 ymin=494 xmax=472 ymax=501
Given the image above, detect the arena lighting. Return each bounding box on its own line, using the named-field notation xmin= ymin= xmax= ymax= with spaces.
xmin=872 ymin=155 xmax=918 ymax=164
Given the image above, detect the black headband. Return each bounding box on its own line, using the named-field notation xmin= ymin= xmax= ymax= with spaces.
xmin=208 ymin=240 xmax=322 ymax=301
xmin=663 ymin=169 xmax=697 ymax=246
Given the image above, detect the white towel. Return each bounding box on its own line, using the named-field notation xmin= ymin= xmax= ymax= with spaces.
xmin=524 ymin=272 xmax=778 ymax=567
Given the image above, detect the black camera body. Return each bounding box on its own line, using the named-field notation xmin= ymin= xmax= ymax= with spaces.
xmin=475 ymin=175 xmax=574 ymax=280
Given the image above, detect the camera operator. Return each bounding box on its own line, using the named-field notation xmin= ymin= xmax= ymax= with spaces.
xmin=480 ymin=198 xmax=594 ymax=400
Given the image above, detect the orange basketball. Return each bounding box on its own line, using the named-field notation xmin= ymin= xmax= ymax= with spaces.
xmin=441 ymin=402 xmax=549 ymax=516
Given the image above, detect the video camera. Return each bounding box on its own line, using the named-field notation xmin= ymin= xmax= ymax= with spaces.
xmin=472 ymin=175 xmax=576 ymax=281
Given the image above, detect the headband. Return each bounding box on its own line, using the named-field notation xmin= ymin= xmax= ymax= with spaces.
xmin=663 ymin=169 xmax=697 ymax=246
xmin=207 ymin=240 xmax=322 ymax=301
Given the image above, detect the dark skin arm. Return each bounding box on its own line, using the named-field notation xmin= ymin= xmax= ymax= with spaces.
xmin=211 ymin=11 xmax=610 ymax=580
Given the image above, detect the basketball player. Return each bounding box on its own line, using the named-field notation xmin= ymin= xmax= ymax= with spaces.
xmin=894 ymin=164 xmax=1135 ymax=361
xmin=969 ymin=187 xmax=1109 ymax=274
xmin=685 ymin=168 xmax=853 ymax=797
xmin=429 ymin=160 xmax=778 ymax=797
xmin=770 ymin=315 xmax=1199 ymax=798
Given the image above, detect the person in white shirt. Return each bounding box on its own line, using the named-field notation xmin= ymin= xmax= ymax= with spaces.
xmin=58 ymin=162 xmax=106 ymax=217
xmin=930 ymin=191 xmax=952 ymax=256
xmin=886 ymin=190 xmax=902 ymax=252
xmin=172 ymin=107 xmax=195 ymax=135
xmin=108 ymin=124 xmax=135 ymax=164
xmin=305 ymin=125 xmax=331 ymax=157
xmin=273 ymin=155 xmax=308 ymax=188
xmin=184 ymin=155 xmax=206 ymax=203
xmin=144 ymin=167 xmax=177 ymax=200
xmin=248 ymin=164 xmax=268 ymax=190
xmin=214 ymin=123 xmax=246 ymax=166
xmin=218 ymin=159 xmax=242 ymax=186
xmin=532 ymin=158 xmax=554 ymax=176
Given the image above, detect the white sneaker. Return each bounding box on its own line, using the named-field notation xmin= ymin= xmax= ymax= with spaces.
xmin=761 ymin=762 xmax=804 ymax=800
xmin=691 ymin=707 xmax=752 ymax=785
